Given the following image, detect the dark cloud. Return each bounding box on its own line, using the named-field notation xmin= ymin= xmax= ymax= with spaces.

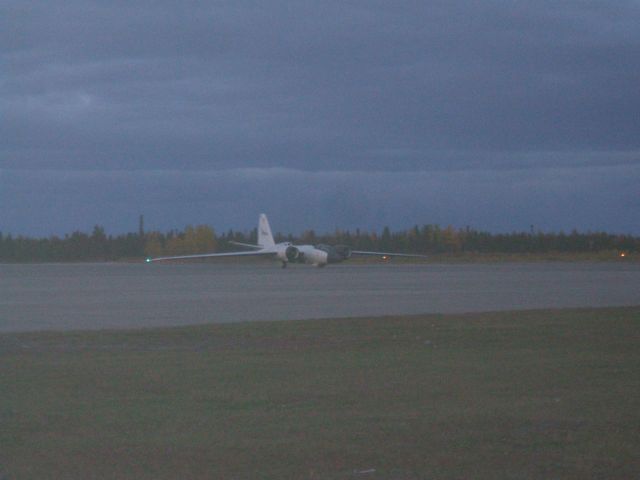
xmin=3 ymin=165 xmax=638 ymax=236
xmin=1 ymin=1 xmax=639 ymax=234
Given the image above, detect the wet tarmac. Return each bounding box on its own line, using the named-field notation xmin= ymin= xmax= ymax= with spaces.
xmin=1 ymin=262 xmax=639 ymax=332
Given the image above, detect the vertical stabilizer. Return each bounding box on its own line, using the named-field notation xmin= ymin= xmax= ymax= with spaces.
xmin=258 ymin=214 xmax=275 ymax=247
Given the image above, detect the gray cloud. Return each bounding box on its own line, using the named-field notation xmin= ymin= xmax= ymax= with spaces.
xmin=1 ymin=1 xmax=639 ymax=234
xmin=2 ymin=164 xmax=638 ymax=236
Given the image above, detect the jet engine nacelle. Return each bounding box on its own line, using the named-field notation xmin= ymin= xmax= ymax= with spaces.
xmin=276 ymin=243 xmax=300 ymax=263
xmin=334 ymin=245 xmax=352 ymax=260
xmin=285 ymin=245 xmax=300 ymax=262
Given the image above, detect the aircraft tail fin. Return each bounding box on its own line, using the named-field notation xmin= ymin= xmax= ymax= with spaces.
xmin=258 ymin=214 xmax=275 ymax=247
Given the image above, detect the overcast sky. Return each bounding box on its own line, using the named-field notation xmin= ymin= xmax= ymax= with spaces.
xmin=2 ymin=0 xmax=639 ymax=236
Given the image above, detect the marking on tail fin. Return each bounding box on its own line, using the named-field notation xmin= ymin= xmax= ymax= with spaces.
xmin=258 ymin=213 xmax=275 ymax=247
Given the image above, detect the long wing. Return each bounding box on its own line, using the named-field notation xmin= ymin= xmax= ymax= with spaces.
xmin=350 ymin=250 xmax=428 ymax=258
xmin=146 ymin=249 xmax=277 ymax=263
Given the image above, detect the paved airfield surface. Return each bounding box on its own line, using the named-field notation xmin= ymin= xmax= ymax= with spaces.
xmin=1 ymin=262 xmax=639 ymax=332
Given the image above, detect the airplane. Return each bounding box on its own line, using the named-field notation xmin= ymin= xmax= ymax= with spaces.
xmin=146 ymin=214 xmax=427 ymax=268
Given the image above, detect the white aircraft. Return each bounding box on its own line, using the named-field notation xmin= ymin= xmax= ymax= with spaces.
xmin=146 ymin=214 xmax=427 ymax=268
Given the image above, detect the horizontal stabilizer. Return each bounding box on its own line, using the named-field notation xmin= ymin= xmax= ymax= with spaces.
xmin=229 ymin=241 xmax=263 ymax=250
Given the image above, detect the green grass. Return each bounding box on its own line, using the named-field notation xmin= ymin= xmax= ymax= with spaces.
xmin=2 ymin=307 xmax=639 ymax=479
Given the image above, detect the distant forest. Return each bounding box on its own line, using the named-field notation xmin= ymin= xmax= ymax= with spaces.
xmin=0 ymin=224 xmax=638 ymax=262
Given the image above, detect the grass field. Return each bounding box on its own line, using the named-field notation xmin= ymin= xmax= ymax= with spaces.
xmin=1 ymin=307 xmax=639 ymax=479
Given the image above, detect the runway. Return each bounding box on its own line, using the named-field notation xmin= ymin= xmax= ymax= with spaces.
xmin=1 ymin=262 xmax=639 ymax=332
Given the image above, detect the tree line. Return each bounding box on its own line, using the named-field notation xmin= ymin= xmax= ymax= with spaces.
xmin=0 ymin=224 xmax=637 ymax=262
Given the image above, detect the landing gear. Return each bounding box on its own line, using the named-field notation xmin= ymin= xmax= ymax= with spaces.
xmin=281 ymin=261 xmax=287 ymax=269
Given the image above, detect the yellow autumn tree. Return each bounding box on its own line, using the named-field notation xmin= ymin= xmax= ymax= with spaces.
xmin=190 ymin=225 xmax=217 ymax=253
xmin=442 ymin=225 xmax=462 ymax=252
xmin=144 ymin=232 xmax=164 ymax=258
xmin=163 ymin=225 xmax=217 ymax=256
